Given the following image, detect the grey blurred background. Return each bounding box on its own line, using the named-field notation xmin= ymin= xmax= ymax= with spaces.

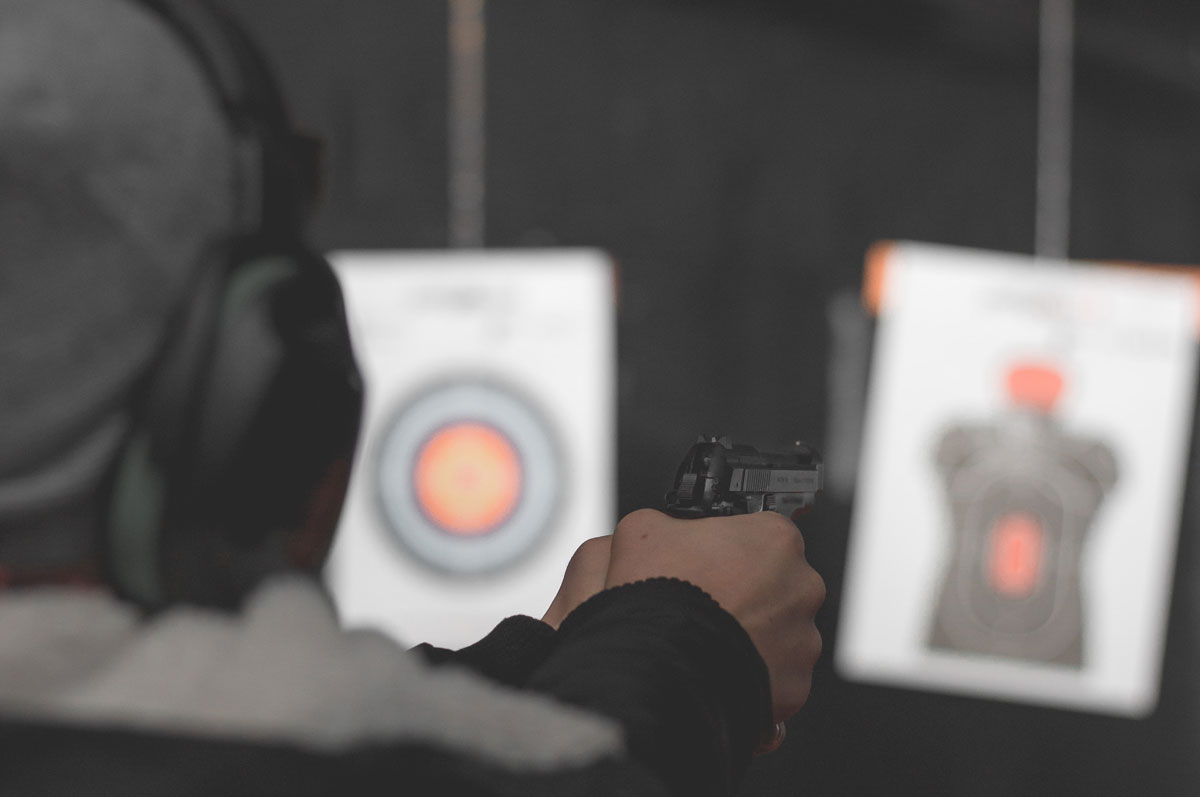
xmin=216 ymin=1 xmax=1200 ymax=793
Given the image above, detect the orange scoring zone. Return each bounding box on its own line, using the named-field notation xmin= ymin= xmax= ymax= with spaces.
xmin=413 ymin=422 xmax=523 ymax=536
xmin=986 ymin=513 xmax=1044 ymax=598
xmin=861 ymin=240 xmax=1200 ymax=336
xmin=1006 ymin=363 xmax=1064 ymax=413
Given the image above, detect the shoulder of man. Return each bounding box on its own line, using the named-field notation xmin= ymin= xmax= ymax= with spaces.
xmin=0 ymin=713 xmax=667 ymax=797
xmin=0 ymin=576 xmax=626 ymax=780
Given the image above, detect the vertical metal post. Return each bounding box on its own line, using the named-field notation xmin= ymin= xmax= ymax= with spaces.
xmin=448 ymin=0 xmax=487 ymax=248
xmin=1035 ymin=0 xmax=1075 ymax=260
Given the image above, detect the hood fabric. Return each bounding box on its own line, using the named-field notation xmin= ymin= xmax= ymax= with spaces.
xmin=0 ymin=0 xmax=236 ymax=567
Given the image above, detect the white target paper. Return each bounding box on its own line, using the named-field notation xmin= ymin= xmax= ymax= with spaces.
xmin=324 ymin=250 xmax=615 ymax=650
xmin=836 ymin=241 xmax=1198 ymax=716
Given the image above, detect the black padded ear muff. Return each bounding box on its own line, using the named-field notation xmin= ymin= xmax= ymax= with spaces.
xmin=105 ymin=0 xmax=362 ymax=610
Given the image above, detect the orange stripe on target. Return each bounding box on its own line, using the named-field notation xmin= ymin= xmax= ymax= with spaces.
xmin=862 ymin=241 xmax=896 ymax=315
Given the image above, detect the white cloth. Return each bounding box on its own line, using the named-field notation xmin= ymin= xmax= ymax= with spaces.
xmin=0 ymin=577 xmax=623 ymax=771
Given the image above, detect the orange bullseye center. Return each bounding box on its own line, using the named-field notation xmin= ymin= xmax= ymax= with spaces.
xmin=414 ymin=422 xmax=522 ymax=536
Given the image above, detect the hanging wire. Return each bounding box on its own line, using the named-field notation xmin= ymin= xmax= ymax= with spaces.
xmin=448 ymin=0 xmax=487 ymax=248
xmin=1035 ymin=0 xmax=1075 ymax=260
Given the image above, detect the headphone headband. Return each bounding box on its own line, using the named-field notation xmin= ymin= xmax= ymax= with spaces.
xmin=136 ymin=0 xmax=321 ymax=237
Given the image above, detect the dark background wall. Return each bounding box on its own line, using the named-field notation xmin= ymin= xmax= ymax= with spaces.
xmin=220 ymin=1 xmax=1200 ymax=793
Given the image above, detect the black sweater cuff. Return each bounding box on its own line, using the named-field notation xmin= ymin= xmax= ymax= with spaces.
xmin=411 ymin=615 xmax=558 ymax=688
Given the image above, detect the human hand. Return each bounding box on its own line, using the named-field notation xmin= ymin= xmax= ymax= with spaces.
xmin=541 ymin=535 xmax=613 ymax=629
xmin=604 ymin=509 xmax=825 ymax=724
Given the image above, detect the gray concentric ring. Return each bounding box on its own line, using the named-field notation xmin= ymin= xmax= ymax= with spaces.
xmin=374 ymin=381 xmax=558 ymax=574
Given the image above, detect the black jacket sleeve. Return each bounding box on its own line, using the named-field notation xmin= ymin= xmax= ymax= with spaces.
xmin=415 ymin=578 xmax=772 ymax=796
xmin=527 ymin=578 xmax=773 ymax=797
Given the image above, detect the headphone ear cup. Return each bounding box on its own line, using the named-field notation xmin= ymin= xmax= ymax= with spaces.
xmin=106 ymin=428 xmax=169 ymax=605
xmin=102 ymin=2 xmax=362 ymax=610
xmin=103 ymin=244 xmax=231 ymax=607
xmin=107 ymin=249 xmax=362 ymax=610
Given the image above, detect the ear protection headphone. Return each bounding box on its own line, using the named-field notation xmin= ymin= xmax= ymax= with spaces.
xmin=105 ymin=0 xmax=363 ymax=610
